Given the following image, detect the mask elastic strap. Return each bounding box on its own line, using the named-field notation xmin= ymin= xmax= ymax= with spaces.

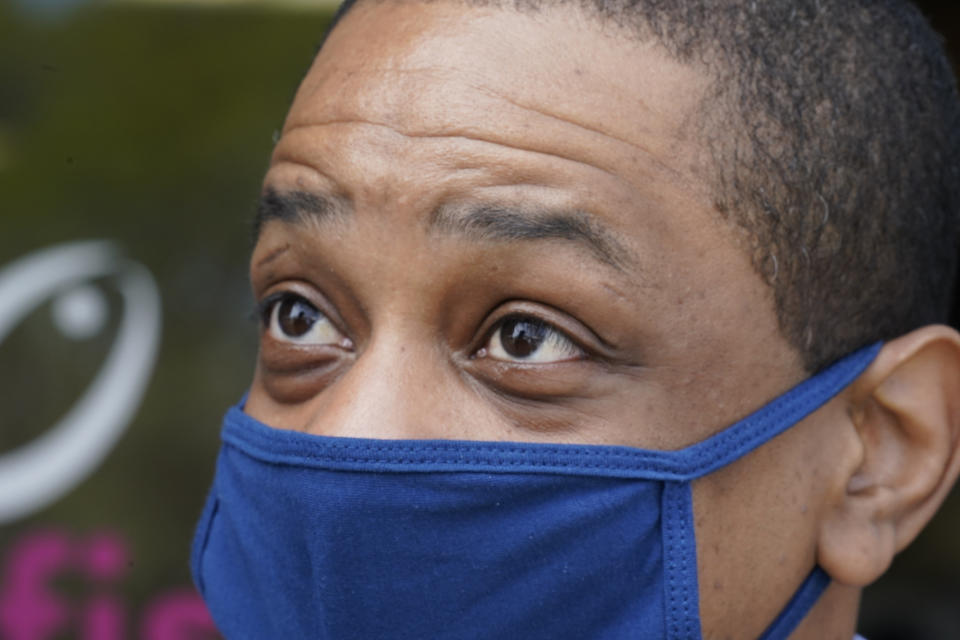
xmin=756 ymin=567 xmax=831 ymax=640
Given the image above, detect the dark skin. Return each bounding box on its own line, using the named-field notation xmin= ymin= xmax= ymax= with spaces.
xmin=245 ymin=2 xmax=960 ymax=638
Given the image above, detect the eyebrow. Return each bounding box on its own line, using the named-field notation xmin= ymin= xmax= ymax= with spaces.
xmin=253 ymin=187 xmax=349 ymax=241
xmin=429 ymin=203 xmax=631 ymax=270
xmin=254 ymin=189 xmax=632 ymax=271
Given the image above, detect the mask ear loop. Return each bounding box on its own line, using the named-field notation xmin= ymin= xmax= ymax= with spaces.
xmin=696 ymin=347 xmax=879 ymax=639
xmin=756 ymin=567 xmax=831 ymax=640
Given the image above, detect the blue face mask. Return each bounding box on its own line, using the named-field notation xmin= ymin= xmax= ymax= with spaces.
xmin=191 ymin=343 xmax=880 ymax=639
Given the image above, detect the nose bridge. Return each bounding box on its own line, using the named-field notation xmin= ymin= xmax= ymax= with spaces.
xmin=304 ymin=328 xmax=453 ymax=440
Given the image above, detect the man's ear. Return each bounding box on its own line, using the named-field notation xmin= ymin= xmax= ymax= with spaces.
xmin=817 ymin=325 xmax=960 ymax=587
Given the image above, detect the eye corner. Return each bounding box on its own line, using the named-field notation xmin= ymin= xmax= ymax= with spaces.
xmin=470 ymin=346 xmax=489 ymax=361
xmin=255 ymin=291 xmax=286 ymax=326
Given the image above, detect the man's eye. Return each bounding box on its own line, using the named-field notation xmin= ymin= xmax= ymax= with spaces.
xmin=262 ymin=294 xmax=345 ymax=346
xmin=484 ymin=315 xmax=584 ymax=363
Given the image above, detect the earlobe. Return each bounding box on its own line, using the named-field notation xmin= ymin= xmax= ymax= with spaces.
xmin=817 ymin=325 xmax=960 ymax=587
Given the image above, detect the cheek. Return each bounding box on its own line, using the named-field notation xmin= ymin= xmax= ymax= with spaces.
xmin=691 ymin=410 xmax=836 ymax=638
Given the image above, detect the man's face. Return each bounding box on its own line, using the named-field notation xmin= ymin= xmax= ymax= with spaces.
xmin=246 ymin=2 xmax=856 ymax=636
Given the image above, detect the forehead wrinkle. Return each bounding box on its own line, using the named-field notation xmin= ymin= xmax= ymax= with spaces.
xmin=280 ymin=66 xmax=702 ymax=196
xmin=298 ymin=21 xmax=707 ymax=186
xmin=487 ymin=90 xmax=688 ymax=184
xmin=276 ymin=119 xmax=625 ymax=188
xmin=429 ymin=202 xmax=634 ymax=272
xmin=291 ymin=64 xmax=655 ymax=152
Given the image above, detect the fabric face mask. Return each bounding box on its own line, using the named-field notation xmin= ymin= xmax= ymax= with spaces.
xmin=191 ymin=343 xmax=880 ymax=640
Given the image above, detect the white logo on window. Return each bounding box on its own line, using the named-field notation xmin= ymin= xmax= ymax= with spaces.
xmin=0 ymin=240 xmax=161 ymax=523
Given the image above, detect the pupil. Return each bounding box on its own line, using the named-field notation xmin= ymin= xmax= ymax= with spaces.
xmin=277 ymin=297 xmax=318 ymax=337
xmin=501 ymin=317 xmax=547 ymax=358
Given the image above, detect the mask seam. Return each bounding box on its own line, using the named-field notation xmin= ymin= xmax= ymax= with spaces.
xmin=662 ymin=481 xmax=702 ymax=640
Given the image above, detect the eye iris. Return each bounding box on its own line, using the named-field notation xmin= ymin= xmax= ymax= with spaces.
xmin=500 ymin=317 xmax=547 ymax=358
xmin=277 ymin=297 xmax=318 ymax=337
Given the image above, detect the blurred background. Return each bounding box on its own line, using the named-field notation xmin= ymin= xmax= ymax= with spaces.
xmin=0 ymin=0 xmax=957 ymax=638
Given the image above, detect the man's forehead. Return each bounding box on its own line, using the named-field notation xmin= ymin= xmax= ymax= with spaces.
xmin=282 ymin=0 xmax=710 ymax=179
xmin=265 ymin=0 xmax=729 ymax=308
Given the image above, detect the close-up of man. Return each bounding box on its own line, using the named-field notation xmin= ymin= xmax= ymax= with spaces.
xmin=189 ymin=0 xmax=960 ymax=638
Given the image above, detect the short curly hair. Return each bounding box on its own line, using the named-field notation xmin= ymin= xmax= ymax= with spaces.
xmin=321 ymin=0 xmax=960 ymax=372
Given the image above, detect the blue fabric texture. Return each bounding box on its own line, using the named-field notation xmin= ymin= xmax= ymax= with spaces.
xmin=192 ymin=343 xmax=880 ymax=639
